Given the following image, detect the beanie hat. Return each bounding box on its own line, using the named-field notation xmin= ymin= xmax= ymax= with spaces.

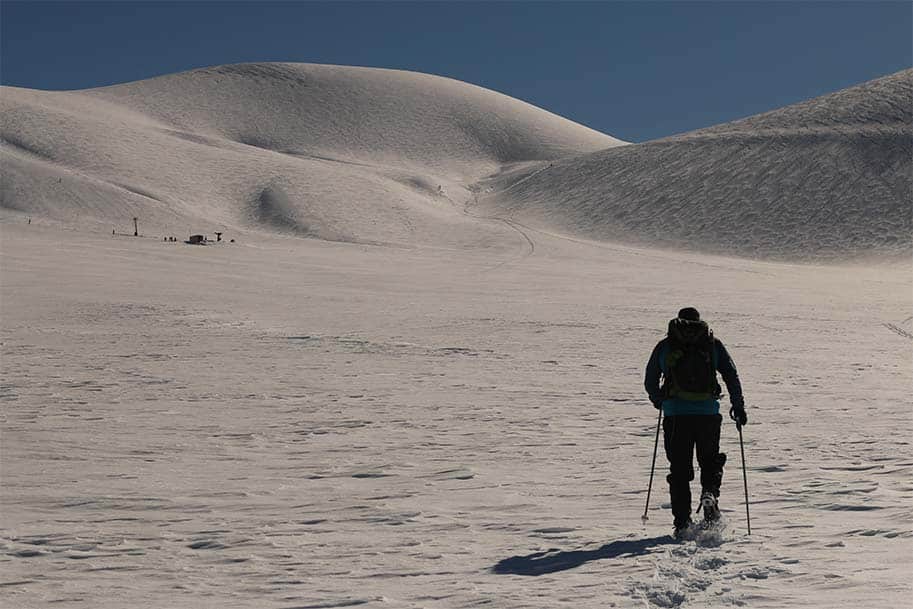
xmin=677 ymin=307 xmax=700 ymax=321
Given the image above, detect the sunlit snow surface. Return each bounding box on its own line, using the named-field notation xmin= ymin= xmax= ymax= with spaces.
xmin=1 ymin=63 xmax=911 ymax=608
xmin=2 ymin=64 xmax=909 ymax=261
xmin=2 ymin=224 xmax=910 ymax=608
xmin=0 ymin=63 xmax=621 ymax=249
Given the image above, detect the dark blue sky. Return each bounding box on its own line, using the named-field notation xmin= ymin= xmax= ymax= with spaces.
xmin=2 ymin=1 xmax=910 ymax=142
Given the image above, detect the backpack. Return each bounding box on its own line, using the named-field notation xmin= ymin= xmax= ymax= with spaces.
xmin=662 ymin=318 xmax=721 ymax=401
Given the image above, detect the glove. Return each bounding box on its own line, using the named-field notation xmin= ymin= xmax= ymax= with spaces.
xmin=729 ymin=405 xmax=747 ymax=427
xmin=649 ymin=396 xmax=663 ymax=410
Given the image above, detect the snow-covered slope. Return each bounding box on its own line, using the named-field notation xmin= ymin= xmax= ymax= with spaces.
xmin=1 ymin=63 xmax=622 ymax=247
xmin=479 ymin=69 xmax=913 ymax=261
xmin=3 ymin=63 xmax=909 ymax=260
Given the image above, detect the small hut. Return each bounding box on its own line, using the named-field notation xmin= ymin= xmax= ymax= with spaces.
xmin=187 ymin=234 xmax=205 ymax=245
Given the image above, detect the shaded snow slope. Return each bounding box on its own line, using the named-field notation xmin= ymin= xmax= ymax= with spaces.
xmin=1 ymin=63 xmax=622 ymax=246
xmin=479 ymin=69 xmax=912 ymax=261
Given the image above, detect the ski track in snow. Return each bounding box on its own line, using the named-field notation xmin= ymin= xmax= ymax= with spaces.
xmin=882 ymin=323 xmax=913 ymax=341
xmin=1 ymin=224 xmax=910 ymax=608
xmin=462 ymin=205 xmax=537 ymax=273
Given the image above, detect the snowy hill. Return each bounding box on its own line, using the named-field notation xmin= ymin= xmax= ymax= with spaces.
xmin=1 ymin=63 xmax=622 ymax=247
xmin=478 ymin=69 xmax=913 ymax=261
xmin=2 ymin=63 xmax=910 ymax=260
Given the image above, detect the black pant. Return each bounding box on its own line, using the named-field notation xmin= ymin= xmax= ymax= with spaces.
xmin=663 ymin=414 xmax=726 ymax=527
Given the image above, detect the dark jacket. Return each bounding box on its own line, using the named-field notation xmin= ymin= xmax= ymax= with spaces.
xmin=645 ymin=337 xmax=744 ymax=416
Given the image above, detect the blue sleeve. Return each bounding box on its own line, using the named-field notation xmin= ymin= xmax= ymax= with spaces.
xmin=644 ymin=341 xmax=664 ymax=405
xmin=715 ymin=339 xmax=744 ymax=408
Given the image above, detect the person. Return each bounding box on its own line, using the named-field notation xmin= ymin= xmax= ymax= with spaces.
xmin=644 ymin=307 xmax=747 ymax=538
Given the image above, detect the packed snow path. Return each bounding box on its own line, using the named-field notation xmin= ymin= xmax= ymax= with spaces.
xmin=2 ymin=224 xmax=910 ymax=608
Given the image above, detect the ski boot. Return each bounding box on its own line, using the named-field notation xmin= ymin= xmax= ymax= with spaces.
xmin=698 ymin=490 xmax=720 ymax=524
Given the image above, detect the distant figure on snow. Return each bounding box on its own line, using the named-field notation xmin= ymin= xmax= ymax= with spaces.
xmin=644 ymin=307 xmax=746 ymax=538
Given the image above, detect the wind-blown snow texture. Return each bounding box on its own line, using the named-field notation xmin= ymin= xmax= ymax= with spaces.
xmin=1 ymin=63 xmax=912 ymax=608
xmin=2 ymin=225 xmax=910 ymax=609
xmin=480 ymin=69 xmax=912 ymax=261
xmin=2 ymin=63 xmax=910 ymax=260
xmin=1 ymin=63 xmax=621 ymax=248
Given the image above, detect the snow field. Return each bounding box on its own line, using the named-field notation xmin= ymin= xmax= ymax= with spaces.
xmin=1 ymin=223 xmax=910 ymax=608
xmin=1 ymin=61 xmax=910 ymax=608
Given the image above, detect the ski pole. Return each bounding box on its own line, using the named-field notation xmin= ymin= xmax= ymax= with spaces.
xmin=642 ymin=409 xmax=663 ymax=522
xmin=738 ymin=422 xmax=751 ymax=535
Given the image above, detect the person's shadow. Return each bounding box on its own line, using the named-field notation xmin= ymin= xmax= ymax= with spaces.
xmin=492 ymin=535 xmax=674 ymax=576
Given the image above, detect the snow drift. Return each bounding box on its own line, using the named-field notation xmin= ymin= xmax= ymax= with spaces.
xmin=479 ymin=69 xmax=913 ymax=261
